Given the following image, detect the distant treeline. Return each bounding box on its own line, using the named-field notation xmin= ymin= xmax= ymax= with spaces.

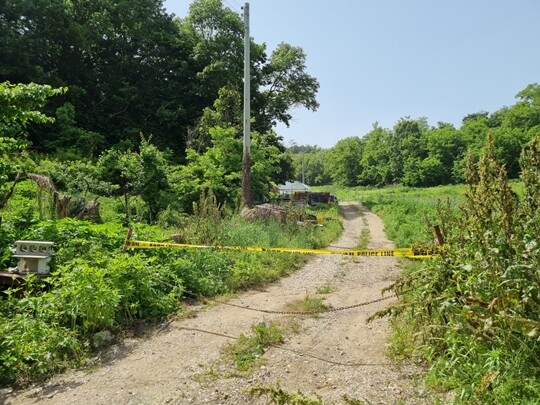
xmin=290 ymin=84 xmax=540 ymax=187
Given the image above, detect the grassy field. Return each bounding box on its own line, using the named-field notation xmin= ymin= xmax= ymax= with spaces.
xmin=316 ymin=184 xmax=466 ymax=247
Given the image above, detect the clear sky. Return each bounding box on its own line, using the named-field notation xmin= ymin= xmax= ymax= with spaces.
xmin=163 ymin=0 xmax=540 ymax=148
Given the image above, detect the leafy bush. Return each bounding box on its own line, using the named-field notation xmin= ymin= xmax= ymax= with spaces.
xmin=168 ymin=250 xmax=232 ymax=297
xmin=0 ymin=313 xmax=83 ymax=385
xmin=0 ymin=198 xmax=342 ymax=385
xmin=51 ymin=261 xmax=120 ymax=333
xmin=386 ymin=135 xmax=540 ymax=403
xmin=95 ymin=136 xmax=171 ymax=222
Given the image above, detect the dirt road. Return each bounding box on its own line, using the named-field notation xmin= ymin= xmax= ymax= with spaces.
xmin=4 ymin=203 xmax=433 ymax=405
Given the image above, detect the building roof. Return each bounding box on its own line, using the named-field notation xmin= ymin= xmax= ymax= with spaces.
xmin=277 ymin=181 xmax=311 ymax=194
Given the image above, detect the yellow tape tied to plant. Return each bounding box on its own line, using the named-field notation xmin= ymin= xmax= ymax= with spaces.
xmin=123 ymin=239 xmax=437 ymax=258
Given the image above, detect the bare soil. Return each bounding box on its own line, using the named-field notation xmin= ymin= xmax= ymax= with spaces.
xmin=3 ymin=203 xmax=436 ymax=405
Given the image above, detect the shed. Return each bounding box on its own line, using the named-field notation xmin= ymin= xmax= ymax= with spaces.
xmin=277 ymin=181 xmax=311 ymax=195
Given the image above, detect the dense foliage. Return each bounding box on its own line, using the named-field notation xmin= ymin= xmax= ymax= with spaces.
xmin=291 ymin=83 xmax=540 ymax=188
xmin=0 ymin=15 xmax=315 ymax=389
xmin=381 ymin=135 xmax=540 ymax=403
xmin=0 ymin=0 xmax=318 ymax=164
xmin=0 ymin=184 xmax=342 ymax=385
xmin=2 ymin=1 xmax=540 ymax=400
xmin=0 ymin=82 xmax=65 ymax=209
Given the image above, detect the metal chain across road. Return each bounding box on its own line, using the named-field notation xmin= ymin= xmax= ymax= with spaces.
xmin=152 ymin=272 xmax=397 ymax=316
xmin=184 ymin=290 xmax=397 ymax=315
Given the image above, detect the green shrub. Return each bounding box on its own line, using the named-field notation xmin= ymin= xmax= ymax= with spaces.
xmin=0 ymin=192 xmax=342 ymax=385
xmin=100 ymin=254 xmax=183 ymax=322
xmin=169 ymin=250 xmax=232 ymax=297
xmin=0 ymin=313 xmax=83 ymax=385
xmin=386 ymin=135 xmax=540 ymax=403
xmin=50 ymin=261 xmax=120 ymax=333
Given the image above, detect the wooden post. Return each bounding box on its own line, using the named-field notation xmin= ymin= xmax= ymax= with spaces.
xmin=433 ymin=225 xmax=445 ymax=246
xmin=122 ymin=227 xmax=133 ymax=252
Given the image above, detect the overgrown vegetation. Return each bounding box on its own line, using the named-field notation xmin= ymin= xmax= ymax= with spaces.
xmin=0 ymin=78 xmax=343 ymax=386
xmin=0 ymin=191 xmax=341 ymax=385
xmin=324 ymin=184 xmax=464 ymax=247
xmin=2 ymin=2 xmax=539 ymax=400
xmin=380 ymin=134 xmax=540 ymax=403
xmin=0 ymin=0 xmax=318 ymax=167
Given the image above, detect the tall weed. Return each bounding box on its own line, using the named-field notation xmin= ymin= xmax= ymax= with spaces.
xmin=385 ymin=134 xmax=540 ymax=403
xmin=0 ymin=313 xmax=83 ymax=385
xmin=0 ymin=193 xmax=342 ymax=385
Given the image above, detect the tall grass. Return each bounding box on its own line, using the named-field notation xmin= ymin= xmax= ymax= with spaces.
xmin=364 ymin=136 xmax=540 ymax=403
xmin=0 ymin=185 xmax=343 ymax=385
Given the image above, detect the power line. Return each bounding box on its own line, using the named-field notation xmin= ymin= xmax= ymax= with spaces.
xmin=229 ymin=0 xmax=244 ymax=10
xmin=223 ymin=0 xmax=241 ymax=13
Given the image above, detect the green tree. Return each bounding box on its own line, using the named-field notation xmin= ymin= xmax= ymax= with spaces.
xmin=189 ymin=85 xmax=294 ymax=186
xmin=181 ymin=0 xmax=319 ymax=136
xmin=0 ymin=82 xmax=65 ymax=137
xmin=96 ymin=136 xmax=170 ymax=221
xmin=491 ymin=126 xmax=530 ymax=178
xmin=327 ymin=137 xmax=363 ymax=187
xmin=401 ymin=155 xmax=446 ymax=187
xmin=504 ymin=83 xmax=540 ymax=130
xmin=0 ymin=81 xmax=65 ymax=208
xmin=1 ymin=0 xmax=194 ymax=158
xmin=172 ymin=126 xmax=283 ymax=212
xmin=460 ymin=111 xmax=490 ymax=151
xmin=291 ymin=147 xmax=332 ymax=186
xmin=358 ymin=125 xmax=391 ymax=186
xmin=255 ymin=42 xmax=320 ymax=132
xmin=389 ymin=117 xmax=428 ymax=183
xmin=180 ymin=0 xmax=248 ymax=110
xmin=486 ymin=84 xmax=540 ymax=178
xmin=423 ymin=124 xmax=466 ymax=184
xmin=172 ymin=126 xmax=242 ymax=212
xmin=43 ymin=103 xmax=105 ymax=158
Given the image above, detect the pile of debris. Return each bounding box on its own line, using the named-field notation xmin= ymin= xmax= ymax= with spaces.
xmin=240 ymin=203 xmax=287 ymax=223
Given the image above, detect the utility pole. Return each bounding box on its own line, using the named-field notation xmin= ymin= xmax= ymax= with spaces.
xmin=241 ymin=2 xmax=252 ymax=208
xmin=301 ymin=146 xmax=305 ymax=184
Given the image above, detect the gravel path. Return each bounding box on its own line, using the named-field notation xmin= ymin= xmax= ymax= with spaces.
xmin=4 ymin=203 xmax=435 ymax=405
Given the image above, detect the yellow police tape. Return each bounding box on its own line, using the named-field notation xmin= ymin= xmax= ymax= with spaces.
xmin=124 ymin=239 xmax=436 ymax=258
